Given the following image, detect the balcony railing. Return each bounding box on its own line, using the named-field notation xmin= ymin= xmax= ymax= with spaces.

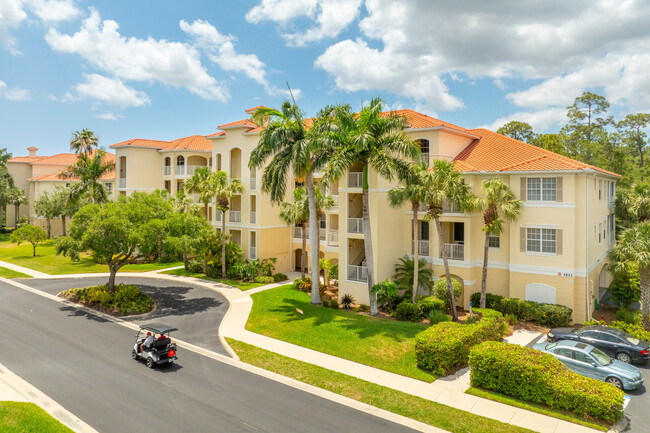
xmin=294 ymin=226 xmax=309 ymax=239
xmin=440 ymin=243 xmax=464 ymax=260
xmin=250 ymin=211 xmax=256 ymax=224
xmin=442 ymin=200 xmax=461 ymax=213
xmin=186 ymin=165 xmax=206 ymax=176
xmin=348 ymin=172 xmax=363 ymax=188
xmin=229 ymin=210 xmax=242 ymax=223
xmin=164 ymin=166 xmax=171 ymax=175
xmin=348 ymin=265 xmax=368 ymax=282
xmin=119 ymin=178 xmax=126 ymax=189
xmin=348 ymin=217 xmax=364 ymax=234
xmin=249 ymin=246 xmax=257 ymax=260
xmin=176 ymin=165 xmax=185 ymax=175
xmin=327 ymin=230 xmax=338 ymax=246
xmin=250 ymin=177 xmax=257 ymax=191
xmin=215 ymin=212 xmax=222 ymax=222
xmin=319 ymin=230 xmax=326 ymax=241
xmin=413 ymin=240 xmax=430 ymax=256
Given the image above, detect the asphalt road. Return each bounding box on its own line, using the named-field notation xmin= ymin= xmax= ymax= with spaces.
xmin=622 ymin=361 xmax=649 ymax=432
xmin=0 ymin=278 xmax=420 ymax=433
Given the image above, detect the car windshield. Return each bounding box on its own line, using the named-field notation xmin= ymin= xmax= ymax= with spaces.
xmin=626 ymin=336 xmax=640 ymax=345
xmin=545 ymin=342 xmax=558 ymax=350
xmin=590 ymin=347 xmax=613 ymax=366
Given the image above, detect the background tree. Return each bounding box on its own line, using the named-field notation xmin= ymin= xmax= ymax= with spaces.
xmin=34 ymin=190 xmax=64 ymax=238
xmin=63 ymin=150 xmax=115 ymax=204
xmin=0 ymin=164 xmax=14 ymax=228
xmin=185 ymin=167 xmax=217 ymax=219
xmin=393 ymin=255 xmax=433 ymax=297
xmin=213 ymin=170 xmax=244 ymax=278
xmin=7 ymin=187 xmax=27 ymax=227
xmin=166 ymin=212 xmax=213 ymax=270
xmin=561 ymin=91 xmax=612 ymax=164
xmin=70 ymin=129 xmax=98 ymax=156
xmin=476 ymin=178 xmax=522 ymax=308
xmin=496 ymin=121 xmax=536 ymax=143
xmin=311 ymin=182 xmax=336 ymax=261
xmin=531 ymin=133 xmax=567 ymax=155
xmin=54 ymin=186 xmax=80 ymax=236
xmin=279 ymin=187 xmax=309 ymax=278
xmin=618 ymin=114 xmax=650 ymax=176
xmin=11 ymin=224 xmax=46 ymax=257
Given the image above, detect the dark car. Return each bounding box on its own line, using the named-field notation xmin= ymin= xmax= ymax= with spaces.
xmin=547 ymin=325 xmax=649 ymax=364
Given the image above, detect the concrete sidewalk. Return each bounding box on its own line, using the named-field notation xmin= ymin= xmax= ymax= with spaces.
xmin=0 ymin=259 xmax=50 ymax=278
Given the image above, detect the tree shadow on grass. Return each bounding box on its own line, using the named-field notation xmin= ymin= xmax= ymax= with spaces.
xmin=59 ymin=305 xmax=111 ymax=323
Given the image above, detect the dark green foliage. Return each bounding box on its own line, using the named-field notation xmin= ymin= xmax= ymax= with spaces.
xmin=253 ymin=276 xmax=274 ymax=284
xmin=433 ymin=278 xmax=462 ymax=309
xmin=354 ymin=304 xmax=369 ymax=313
xmin=615 ymin=307 xmax=641 ymax=324
xmin=273 ymin=273 xmax=288 ymax=282
xmin=469 ymin=292 xmax=572 ymax=327
xmin=469 ymin=292 xmax=503 ymax=310
xmin=393 ymin=255 xmax=433 ymax=294
xmin=393 ymin=300 xmax=423 ymax=322
xmin=292 ymin=277 xmax=325 ymax=299
xmin=606 ymin=262 xmax=640 ymax=309
xmin=469 ymin=342 xmax=624 ymax=423
xmin=505 ymin=313 xmax=518 ymax=326
xmin=372 ymin=279 xmax=408 ymax=312
xmin=417 ymin=296 xmax=446 ymax=317
xmin=587 ymin=319 xmax=650 ymax=342
xmin=415 ymin=308 xmax=506 ymax=375
xmin=328 ymin=263 xmax=338 ymax=280
xmin=61 ymin=283 xmax=153 ymax=316
xmin=259 ymin=257 xmax=277 ymax=276
xmin=329 ymin=299 xmax=339 ymax=309
xmin=341 ymin=293 xmax=355 ymax=309
xmin=429 ymin=309 xmax=451 ymax=324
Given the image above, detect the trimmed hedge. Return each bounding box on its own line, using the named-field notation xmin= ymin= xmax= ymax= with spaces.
xmin=414 ymin=308 xmax=506 ymax=375
xmin=470 ymin=292 xmax=572 ymax=327
xmin=393 ymin=300 xmax=423 ymax=322
xmin=417 ymin=296 xmax=446 ymax=317
xmin=469 ymin=341 xmax=624 ymax=423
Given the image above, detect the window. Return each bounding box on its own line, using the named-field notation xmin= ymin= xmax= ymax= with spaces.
xmin=526 ymin=228 xmax=556 ymax=253
xmin=488 ymin=235 xmax=500 ymax=249
xmin=320 ymin=214 xmax=326 ymax=229
xmin=420 ymin=221 xmax=429 ymax=241
xmin=602 ymin=223 xmax=606 ymax=243
xmin=599 ymin=333 xmax=623 ymax=344
xmin=599 ymin=180 xmax=602 ymax=200
xmin=574 ymin=351 xmax=591 ymax=364
xmin=527 ymin=178 xmax=556 ymax=201
xmin=598 ymin=223 xmax=602 ymax=243
xmin=554 ymin=348 xmax=572 ymax=358
xmin=578 ymin=330 xmax=599 ymax=339
xmin=105 ymin=182 xmax=112 ymax=193
xmin=177 ymin=181 xmax=184 ymax=192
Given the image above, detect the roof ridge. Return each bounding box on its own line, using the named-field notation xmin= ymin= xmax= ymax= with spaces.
xmin=498 ymin=154 xmax=551 ymax=172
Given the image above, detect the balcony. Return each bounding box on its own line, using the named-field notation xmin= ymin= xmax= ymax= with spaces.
xmin=164 ymin=166 xmax=171 ymax=175
xmin=327 ymin=230 xmax=338 ymax=246
xmin=294 ymin=226 xmax=308 ymax=239
xmin=119 ymin=178 xmax=126 ymax=189
xmin=348 ymin=217 xmax=364 ymax=234
xmin=348 ymin=265 xmax=368 ymax=282
xmin=215 ymin=212 xmax=222 ymax=223
xmin=186 ymin=165 xmax=206 ymax=176
xmin=412 ymin=240 xmax=430 ymax=256
xmin=440 ymin=243 xmax=464 ymax=260
xmin=348 ymin=172 xmax=363 ymax=188
xmin=331 ymin=195 xmax=338 ymax=209
xmin=442 ymin=200 xmax=461 ymax=213
xmin=250 ymin=177 xmax=257 ymax=191
xmin=249 ymin=246 xmax=257 ymax=260
xmin=176 ymin=165 xmax=186 ymax=176
xmin=229 ymin=210 xmax=242 ymax=223
xmin=319 ymin=230 xmax=326 ymax=241
xmin=250 ymin=211 xmax=256 ymax=224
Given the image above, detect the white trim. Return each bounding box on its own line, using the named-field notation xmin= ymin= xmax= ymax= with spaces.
xmin=463 ymin=169 xmax=620 ymax=179
xmin=525 ymin=251 xmax=557 ymax=258
xmin=523 ymin=202 xmax=576 ymax=208
xmin=158 ymin=149 xmax=211 ymax=154
xmin=510 ymin=263 xmax=581 ymax=277
xmin=403 ymin=126 xmax=480 ymax=139
xmin=524 ymin=223 xmax=557 ymax=229
xmin=118 ymin=188 xmax=157 ymax=192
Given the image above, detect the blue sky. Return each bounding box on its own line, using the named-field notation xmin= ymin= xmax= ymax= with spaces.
xmin=1 ymin=0 xmax=649 ymax=157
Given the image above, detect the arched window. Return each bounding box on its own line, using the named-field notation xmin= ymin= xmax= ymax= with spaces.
xmin=176 ymin=155 xmax=185 ymax=166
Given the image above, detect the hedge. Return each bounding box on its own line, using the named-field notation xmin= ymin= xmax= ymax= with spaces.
xmin=393 ymin=300 xmax=423 ymax=322
xmin=585 ymin=319 xmax=650 ymax=343
xmin=414 ymin=308 xmax=506 ymax=375
xmin=470 ymin=292 xmax=572 ymax=327
xmin=469 ymin=341 xmax=624 ymax=423
xmin=417 ymin=296 xmax=446 ymax=317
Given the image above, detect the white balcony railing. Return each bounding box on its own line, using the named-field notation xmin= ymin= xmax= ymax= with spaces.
xmin=250 ymin=177 xmax=257 ymax=191
xmin=119 ymin=178 xmax=126 ymax=189
xmin=186 ymin=165 xmax=206 ymax=176
xmin=442 ymin=200 xmax=461 ymax=213
xmin=319 ymin=230 xmax=326 ymax=241
xmin=229 ymin=210 xmax=242 ymax=223
xmin=294 ymin=226 xmax=309 ymax=239
xmin=328 ymin=230 xmax=339 ymax=246
xmin=348 ymin=217 xmax=364 ymax=234
xmin=250 ymin=211 xmax=256 ymax=224
xmin=348 ymin=172 xmax=363 ymax=188
xmin=440 ymin=243 xmax=464 ymax=260
xmin=164 ymin=166 xmax=171 ymax=175
xmin=176 ymin=165 xmax=185 ymax=175
xmin=413 ymin=240 xmax=430 ymax=256
xmin=249 ymin=246 xmax=257 ymax=260
xmin=348 ymin=265 xmax=368 ymax=282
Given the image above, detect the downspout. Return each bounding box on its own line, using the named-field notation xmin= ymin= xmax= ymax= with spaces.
xmin=585 ymin=169 xmax=593 ymax=321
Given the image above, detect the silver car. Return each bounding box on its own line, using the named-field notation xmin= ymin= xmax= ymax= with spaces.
xmin=533 ymin=340 xmax=643 ymax=391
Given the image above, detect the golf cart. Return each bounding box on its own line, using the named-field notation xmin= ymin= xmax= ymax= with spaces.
xmin=132 ymin=323 xmax=178 ymax=368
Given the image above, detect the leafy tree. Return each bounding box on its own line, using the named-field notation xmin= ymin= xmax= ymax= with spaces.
xmin=53 ymin=186 xmax=81 ymax=236
xmin=618 ymin=182 xmax=650 ymax=225
xmin=0 ymin=164 xmax=14 ymax=228
xmin=62 ymin=150 xmax=115 ymax=204
xmin=607 ymin=261 xmax=640 ymax=309
xmin=7 ymin=187 xmax=27 ymax=227
xmin=11 ymin=224 xmax=46 ymax=257
xmin=531 ymin=133 xmax=567 ymax=155
xmin=618 ymin=113 xmax=650 ymax=171
xmin=34 ymin=190 xmax=64 ymax=238
xmin=185 ymin=166 xmax=217 ymax=219
xmin=166 ymin=212 xmax=213 ymax=270
xmin=70 ymin=129 xmax=98 ymax=156
xmin=497 ymin=121 xmax=536 ymax=143
xmin=476 ymin=178 xmax=522 ymax=308
xmin=393 ymin=255 xmax=433 ymax=296
xmin=169 ymin=189 xmax=201 ymax=216
xmin=213 ymin=170 xmax=244 ymax=277
xmin=561 ymin=92 xmax=612 ymax=163
xmin=279 ymin=187 xmax=309 ymax=278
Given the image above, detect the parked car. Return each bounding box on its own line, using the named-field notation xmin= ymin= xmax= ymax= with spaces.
xmin=533 ymin=340 xmax=643 ymax=390
xmin=546 ymin=325 xmax=649 ymax=364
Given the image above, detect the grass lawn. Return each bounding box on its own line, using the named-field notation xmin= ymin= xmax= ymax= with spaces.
xmin=466 ymin=387 xmax=608 ymax=431
xmin=0 ymin=402 xmax=73 ymax=433
xmin=0 ymin=236 xmax=181 ymax=275
xmin=227 ymin=339 xmax=533 ymax=433
xmin=0 ymin=266 xmax=32 ymax=278
xmin=246 ymin=284 xmax=435 ymax=382
xmin=160 ymin=268 xmax=266 ymax=290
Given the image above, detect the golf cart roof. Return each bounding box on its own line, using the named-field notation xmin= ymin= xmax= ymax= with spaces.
xmin=139 ymin=323 xmax=178 ymax=334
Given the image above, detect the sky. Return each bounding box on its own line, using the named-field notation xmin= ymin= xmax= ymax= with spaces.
xmin=1 ymin=0 xmax=649 ymax=157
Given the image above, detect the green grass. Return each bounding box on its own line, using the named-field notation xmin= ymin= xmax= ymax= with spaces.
xmin=246 ymin=284 xmax=435 ymax=382
xmin=0 ymin=266 xmax=32 ymax=278
xmin=466 ymin=387 xmax=608 ymax=431
xmin=0 ymin=237 xmax=181 ymax=275
xmin=0 ymin=402 xmax=73 ymax=432
xmin=227 ymin=339 xmax=533 ymax=433
xmin=160 ymin=268 xmax=265 ymax=290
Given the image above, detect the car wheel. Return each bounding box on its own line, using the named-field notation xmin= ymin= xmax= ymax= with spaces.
xmin=616 ymin=352 xmax=632 ymax=364
xmin=606 ymin=376 xmax=624 ymax=390
xmin=146 ymin=357 xmax=154 ymax=368
xmin=131 ymin=350 xmax=138 ymax=360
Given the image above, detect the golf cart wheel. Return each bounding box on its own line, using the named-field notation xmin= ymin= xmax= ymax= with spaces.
xmin=606 ymin=376 xmax=624 ymax=390
xmin=131 ymin=350 xmax=138 ymax=360
xmin=146 ymin=357 xmax=154 ymax=368
xmin=615 ymin=352 xmax=632 ymax=364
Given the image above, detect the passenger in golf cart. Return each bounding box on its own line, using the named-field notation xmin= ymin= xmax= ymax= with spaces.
xmin=132 ymin=324 xmax=178 ymax=368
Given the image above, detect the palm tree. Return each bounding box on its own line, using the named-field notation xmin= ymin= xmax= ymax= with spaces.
xmin=70 ymin=129 xmax=98 ymax=156
xmin=393 ymin=255 xmax=434 ymax=297
xmin=185 ymin=167 xmax=217 ymax=220
xmin=280 ymin=187 xmax=309 ymax=278
xmin=476 ymin=178 xmax=522 ymax=308
xmin=249 ymin=102 xmax=330 ymax=304
xmin=422 ymin=159 xmax=476 ymax=321
xmin=213 ymin=171 xmax=244 ymax=278
xmin=7 ymin=187 xmax=27 ymax=227
xmin=610 ymin=222 xmax=650 ymax=329
xmin=312 ymin=182 xmax=336 ymax=264
xmin=388 ymin=163 xmax=429 ymax=302
xmin=34 ymin=190 xmax=64 ymax=238
xmin=62 ymin=150 xmax=115 ymax=204
xmin=620 ymin=182 xmax=650 ymax=224
xmin=324 ymin=98 xmax=419 ymax=315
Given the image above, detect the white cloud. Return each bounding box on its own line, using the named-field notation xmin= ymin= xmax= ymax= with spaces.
xmin=28 ymin=0 xmax=80 ymax=22
xmin=0 ymin=80 xmax=30 ymax=101
xmin=45 ymin=9 xmax=228 ymax=101
xmin=246 ymin=0 xmax=319 ymax=24
xmin=480 ymin=107 xmax=567 ymax=133
xmin=73 ymin=73 xmax=150 ymax=108
xmin=0 ymin=0 xmax=28 ymax=54
xmin=95 ymin=112 xmax=122 ymax=121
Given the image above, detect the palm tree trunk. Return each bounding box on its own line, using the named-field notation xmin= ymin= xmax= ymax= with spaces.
xmin=183 ymin=252 xmax=188 ymax=271
xmin=641 ymin=267 xmax=650 ymax=330
xmin=435 ymin=215 xmax=458 ymax=321
xmin=46 ymin=218 xmax=51 ymax=239
xmin=412 ymin=204 xmax=419 ymax=303
xmin=306 ymin=172 xmax=320 ymax=304
xmin=0 ymin=205 xmax=4 ymax=228
xmin=62 ymin=216 xmax=66 ymax=236
xmin=221 ymin=210 xmax=227 ymax=278
xmin=362 ymin=165 xmax=377 ymax=315
xmin=301 ymin=222 xmax=307 ymax=279
xmin=204 ymin=202 xmax=209 ymax=220
xmin=14 ymin=204 xmax=19 ymax=227
xmin=480 ymin=231 xmax=490 ymax=308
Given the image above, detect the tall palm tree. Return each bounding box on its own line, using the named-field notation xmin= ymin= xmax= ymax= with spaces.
xmin=280 ymin=187 xmax=309 ymax=278
xmin=213 ymin=171 xmax=244 ymax=278
xmin=311 ymin=182 xmax=336 ymax=262
xmin=185 ymin=167 xmax=217 ymax=220
xmin=388 ymin=162 xmax=429 ymax=302
xmin=34 ymin=190 xmax=63 ymax=238
xmin=249 ymin=102 xmax=330 ymax=304
xmin=70 ymin=129 xmax=99 ymax=156
xmin=62 ymin=150 xmax=115 ymax=204
xmin=324 ymin=98 xmax=419 ymax=315
xmin=610 ymin=222 xmax=650 ymax=329
xmin=422 ymin=159 xmax=476 ymax=321
xmin=622 ymin=182 xmax=650 ymax=224
xmin=7 ymin=187 xmax=27 ymax=227
xmin=476 ymin=178 xmax=522 ymax=308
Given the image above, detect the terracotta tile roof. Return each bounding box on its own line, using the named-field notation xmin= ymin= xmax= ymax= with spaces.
xmin=110 ymin=138 xmax=170 ymax=149
xmin=453 ymin=128 xmax=620 ymax=177
xmin=245 ymin=105 xmax=268 ymax=114
xmin=217 ymin=119 xmax=257 ymax=129
xmin=388 ymin=109 xmax=470 ymax=134
xmin=8 ymin=156 xmax=48 ymax=163
xmin=206 ymin=131 xmax=225 ymax=138
xmin=27 ymin=168 xmax=115 ymax=182
xmin=166 ymin=135 xmax=212 ymax=151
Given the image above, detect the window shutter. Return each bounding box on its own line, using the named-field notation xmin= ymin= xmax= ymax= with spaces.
xmin=520 ymin=227 xmax=526 ymax=252
xmin=556 ymin=229 xmax=563 ymax=255
xmin=520 ymin=177 xmax=527 ymax=201
xmin=556 ymin=177 xmax=563 ymax=202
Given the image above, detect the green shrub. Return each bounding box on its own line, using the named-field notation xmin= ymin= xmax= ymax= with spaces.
xmin=393 ymin=300 xmax=423 ymax=322
xmin=354 ymin=304 xmax=369 ymax=313
xmin=433 ymin=278 xmax=462 ymax=309
xmin=469 ymin=292 xmax=572 ymax=327
xmin=469 ymin=342 xmax=624 ymax=423
xmin=372 ymin=279 xmax=408 ymax=312
xmin=293 ymin=278 xmax=303 ymax=291
xmin=273 ymin=273 xmax=288 ymax=282
xmin=341 ymin=294 xmax=355 ymax=309
xmin=607 ymin=262 xmax=640 ymax=309
xmin=615 ymin=308 xmax=641 ymax=325
xmin=417 ymin=296 xmax=446 ymax=317
xmin=607 ymin=321 xmax=650 ymax=343
xmin=260 ymin=257 xmax=277 ymax=276
xmin=414 ymin=308 xmax=505 ymax=375
xmin=63 ymin=284 xmax=153 ymax=316
xmin=429 ymin=309 xmax=451 ymax=324
xmin=505 ymin=313 xmax=518 ymax=326
xmin=328 ymin=263 xmax=338 ymax=280
xmin=470 ymin=292 xmax=504 ymax=310
xmin=253 ymin=276 xmax=274 ymax=284
xmin=329 ymin=299 xmax=339 ymax=309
